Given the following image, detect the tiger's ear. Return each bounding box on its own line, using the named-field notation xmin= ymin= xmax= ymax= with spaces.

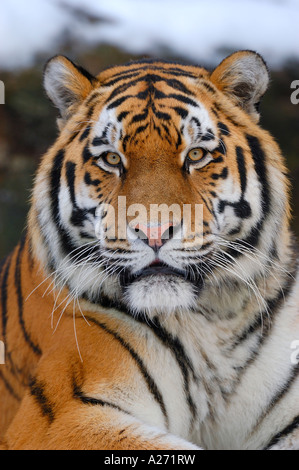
xmin=44 ymin=55 xmax=97 ymax=123
xmin=210 ymin=51 xmax=269 ymax=122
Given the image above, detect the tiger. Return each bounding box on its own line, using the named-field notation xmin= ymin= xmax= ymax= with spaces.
xmin=0 ymin=50 xmax=298 ymax=450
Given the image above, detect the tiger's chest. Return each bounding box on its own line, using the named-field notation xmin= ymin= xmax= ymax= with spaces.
xmin=81 ymin=274 xmax=299 ymax=450
xmin=174 ymin=300 xmax=299 ymax=449
xmin=122 ymin=294 xmax=299 ymax=449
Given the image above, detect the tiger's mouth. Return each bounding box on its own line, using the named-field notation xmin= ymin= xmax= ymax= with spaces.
xmin=120 ymin=260 xmax=200 ymax=287
xmin=132 ymin=261 xmax=186 ymax=281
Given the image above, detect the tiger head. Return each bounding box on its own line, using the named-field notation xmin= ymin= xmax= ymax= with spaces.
xmin=30 ymin=51 xmax=290 ymax=319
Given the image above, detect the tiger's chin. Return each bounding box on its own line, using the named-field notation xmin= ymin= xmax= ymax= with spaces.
xmin=123 ymin=276 xmax=198 ymax=318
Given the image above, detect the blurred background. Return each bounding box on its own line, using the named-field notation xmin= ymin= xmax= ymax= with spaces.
xmin=0 ymin=0 xmax=298 ymax=258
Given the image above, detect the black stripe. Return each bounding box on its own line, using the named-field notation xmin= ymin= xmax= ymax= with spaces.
xmin=73 ymin=379 xmax=131 ymax=416
xmin=84 ymin=171 xmax=101 ymax=187
xmin=243 ymin=134 xmax=271 ymax=248
xmin=0 ymin=255 xmax=8 ymax=278
xmin=15 ymin=238 xmax=42 ymax=356
xmin=135 ymin=315 xmax=198 ymax=421
xmin=173 ymin=107 xmax=188 ymax=119
xmin=211 ymin=156 xmax=224 ymax=164
xmin=211 ymin=167 xmax=228 ymax=180
xmin=218 ymin=199 xmax=251 ymax=220
xmin=217 ymin=147 xmax=251 ymax=220
xmin=190 ymin=117 xmax=202 ymax=140
xmin=92 ymin=137 xmax=108 ymax=147
xmin=1 ymin=256 xmax=11 ymax=341
xmin=153 ymin=122 xmax=162 ymax=138
xmin=65 ymin=161 xmax=77 ymax=206
xmin=49 ymin=149 xmax=77 ymax=255
xmin=78 ymin=395 xmax=130 ymax=414
xmin=214 ymin=144 xmax=226 ymax=156
xmin=106 ymin=74 xmax=193 ymax=106
xmin=103 ymin=65 xmax=198 ymax=84
xmin=82 ymin=145 xmax=93 ymax=163
xmin=236 ymin=146 xmax=247 ymax=194
xmin=103 ymin=71 xmax=143 ymax=88
xmin=85 ymin=92 xmax=100 ymax=106
xmin=174 ymin=125 xmax=182 ymax=149
xmin=106 ymin=79 xmax=139 ymax=103
xmin=224 ymin=136 xmax=271 ymax=257
xmin=134 ymin=123 xmax=149 ymax=137
xmin=50 ymin=149 xmax=65 ymax=216
xmin=66 ymin=161 xmax=90 ymax=228
xmin=102 ymin=60 xmax=199 ymax=80
xmin=67 ymin=131 xmax=80 ymax=145
xmin=86 ymin=103 xmax=96 ymax=119
xmin=162 ymin=124 xmax=171 ymax=137
xmin=168 ymin=93 xmax=199 ymax=107
xmin=201 ymin=131 xmax=215 ymax=142
xmin=29 ymin=377 xmax=55 ymax=423
xmin=130 ymin=109 xmax=149 ymax=124
xmin=117 ymin=111 xmax=130 ymax=122
xmin=136 ymin=89 xmax=151 ymax=100
xmin=122 ymin=134 xmax=130 ymax=153
xmin=66 ymin=161 xmax=97 ymax=228
xmin=79 ymin=127 xmax=91 ymax=142
xmin=0 ymin=251 xmax=27 ymax=383
xmin=164 ymin=77 xmax=193 ymax=95
xmin=84 ymin=315 xmax=169 ymax=426
xmin=201 ymin=193 xmax=217 ymax=218
xmin=200 ymin=81 xmax=217 ymax=94
xmin=247 ymin=134 xmax=271 ymax=217
xmin=264 ymin=415 xmax=299 ymax=449
xmin=152 ymin=105 xmax=171 ymax=121
xmin=217 ymin=122 xmax=230 ymax=137
xmin=107 ymin=95 xmax=133 ymax=110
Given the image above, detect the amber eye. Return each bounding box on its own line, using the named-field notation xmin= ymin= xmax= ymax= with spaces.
xmin=187 ymin=148 xmax=205 ymax=162
xmin=103 ymin=152 xmax=121 ymax=166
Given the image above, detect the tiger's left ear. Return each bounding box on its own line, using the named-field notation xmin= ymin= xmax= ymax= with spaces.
xmin=210 ymin=51 xmax=269 ymax=122
xmin=44 ymin=55 xmax=98 ymax=124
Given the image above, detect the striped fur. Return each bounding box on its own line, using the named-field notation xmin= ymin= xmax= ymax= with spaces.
xmin=0 ymin=51 xmax=298 ymax=450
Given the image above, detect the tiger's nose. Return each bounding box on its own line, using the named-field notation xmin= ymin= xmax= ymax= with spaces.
xmin=133 ymin=223 xmax=174 ymax=248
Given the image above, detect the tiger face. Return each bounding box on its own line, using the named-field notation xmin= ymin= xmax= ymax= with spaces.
xmin=31 ymin=51 xmax=289 ymax=318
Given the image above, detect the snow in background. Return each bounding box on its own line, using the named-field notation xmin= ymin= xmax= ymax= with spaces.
xmin=0 ymin=0 xmax=298 ymax=70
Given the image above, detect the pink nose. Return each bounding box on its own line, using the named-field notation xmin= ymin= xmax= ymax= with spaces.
xmin=134 ymin=223 xmax=174 ymax=248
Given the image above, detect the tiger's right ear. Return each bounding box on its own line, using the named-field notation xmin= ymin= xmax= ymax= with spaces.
xmin=210 ymin=51 xmax=269 ymax=122
xmin=43 ymin=55 xmax=97 ymax=123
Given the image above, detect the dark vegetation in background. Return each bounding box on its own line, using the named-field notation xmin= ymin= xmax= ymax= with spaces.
xmin=0 ymin=44 xmax=298 ymax=258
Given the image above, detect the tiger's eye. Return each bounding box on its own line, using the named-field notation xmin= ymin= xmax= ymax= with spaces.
xmin=187 ymin=148 xmax=205 ymax=162
xmin=105 ymin=152 xmax=121 ymax=166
